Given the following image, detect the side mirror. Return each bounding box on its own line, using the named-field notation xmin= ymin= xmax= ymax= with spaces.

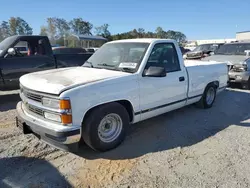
xmin=7 ymin=48 xmax=16 ymax=56
xmin=143 ymin=66 xmax=166 ymax=77
xmin=244 ymin=50 xmax=250 ymax=56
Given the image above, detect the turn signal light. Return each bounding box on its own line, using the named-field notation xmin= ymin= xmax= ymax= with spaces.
xmin=61 ymin=114 xmax=72 ymax=124
xmin=60 ymin=99 xmax=71 ymax=110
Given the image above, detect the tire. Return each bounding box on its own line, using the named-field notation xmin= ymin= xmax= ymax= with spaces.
xmin=241 ymin=79 xmax=250 ymax=90
xmin=82 ymin=102 xmax=129 ymax=152
xmin=196 ymin=84 xmax=217 ymax=109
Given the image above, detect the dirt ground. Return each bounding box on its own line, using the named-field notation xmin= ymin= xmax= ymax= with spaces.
xmin=1 ymin=87 xmax=250 ymax=188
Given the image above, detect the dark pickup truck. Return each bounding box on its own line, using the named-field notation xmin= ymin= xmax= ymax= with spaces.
xmin=0 ymin=35 xmax=93 ymax=89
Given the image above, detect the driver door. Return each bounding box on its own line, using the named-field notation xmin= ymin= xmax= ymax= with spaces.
xmin=138 ymin=43 xmax=188 ymax=121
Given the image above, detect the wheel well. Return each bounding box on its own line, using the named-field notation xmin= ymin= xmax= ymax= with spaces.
xmin=82 ymin=100 xmax=134 ymax=125
xmin=207 ymin=81 xmax=219 ymax=89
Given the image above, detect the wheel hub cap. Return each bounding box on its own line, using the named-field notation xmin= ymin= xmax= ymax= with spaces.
xmin=98 ymin=113 xmax=123 ymax=143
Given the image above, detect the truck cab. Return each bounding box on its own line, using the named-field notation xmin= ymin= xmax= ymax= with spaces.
xmin=0 ymin=35 xmax=56 ymax=89
xmin=0 ymin=35 xmax=94 ymax=90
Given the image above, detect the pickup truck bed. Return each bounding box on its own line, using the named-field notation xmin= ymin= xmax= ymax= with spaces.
xmin=16 ymin=38 xmax=228 ymax=152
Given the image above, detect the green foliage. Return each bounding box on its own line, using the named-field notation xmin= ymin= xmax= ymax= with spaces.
xmin=0 ymin=21 xmax=10 ymax=41
xmin=0 ymin=17 xmax=33 ymax=40
xmin=69 ymin=18 xmax=93 ymax=35
xmin=0 ymin=16 xmax=187 ymax=46
xmin=110 ymin=27 xmax=187 ymax=44
xmin=95 ymin=23 xmax=111 ymax=40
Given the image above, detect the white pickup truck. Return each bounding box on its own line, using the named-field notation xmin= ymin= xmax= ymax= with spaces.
xmin=16 ymin=39 xmax=228 ymax=152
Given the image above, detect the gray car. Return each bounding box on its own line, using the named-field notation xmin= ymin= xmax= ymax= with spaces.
xmin=202 ymin=42 xmax=250 ymax=89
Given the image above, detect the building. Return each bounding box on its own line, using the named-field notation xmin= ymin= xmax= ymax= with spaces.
xmin=236 ymin=31 xmax=250 ymax=41
xmin=196 ymin=38 xmax=236 ymax=45
xmin=185 ymin=38 xmax=236 ymax=50
xmin=65 ymin=34 xmax=108 ymax=48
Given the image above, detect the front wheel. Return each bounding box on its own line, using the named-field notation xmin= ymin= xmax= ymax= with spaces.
xmin=82 ymin=102 xmax=129 ymax=152
xmin=242 ymin=79 xmax=250 ymax=90
xmin=196 ymin=84 xmax=217 ymax=109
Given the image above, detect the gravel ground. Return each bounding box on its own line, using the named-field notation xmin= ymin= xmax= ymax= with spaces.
xmin=0 ymin=87 xmax=250 ymax=188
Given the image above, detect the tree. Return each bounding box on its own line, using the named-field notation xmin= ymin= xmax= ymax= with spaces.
xmin=16 ymin=17 xmax=33 ymax=35
xmin=137 ymin=28 xmax=145 ymax=38
xmin=165 ymin=30 xmax=187 ymax=44
xmin=95 ymin=23 xmax=111 ymax=39
xmin=0 ymin=21 xmax=10 ymax=41
xmin=39 ymin=26 xmax=48 ymax=36
xmin=53 ymin=18 xmax=70 ymax=37
xmin=8 ymin=17 xmax=32 ymax=35
xmin=155 ymin=26 xmax=166 ymax=38
xmin=46 ymin=17 xmax=57 ymax=42
xmin=69 ymin=18 xmax=93 ymax=35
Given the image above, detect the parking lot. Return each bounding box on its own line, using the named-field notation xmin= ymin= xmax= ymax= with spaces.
xmin=1 ymin=87 xmax=250 ymax=188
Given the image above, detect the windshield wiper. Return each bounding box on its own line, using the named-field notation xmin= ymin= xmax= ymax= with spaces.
xmin=97 ymin=63 xmax=116 ymax=67
xmin=83 ymin=61 xmax=94 ymax=68
xmin=118 ymin=67 xmax=135 ymax=73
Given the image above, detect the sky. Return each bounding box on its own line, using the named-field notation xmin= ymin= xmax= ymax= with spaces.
xmin=1 ymin=0 xmax=249 ymax=40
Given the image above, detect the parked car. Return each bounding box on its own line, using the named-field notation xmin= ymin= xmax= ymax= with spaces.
xmin=202 ymin=42 xmax=250 ymax=89
xmin=180 ymin=46 xmax=191 ymax=54
xmin=85 ymin=47 xmax=99 ymax=52
xmin=52 ymin=47 xmax=87 ymax=54
xmin=0 ymin=35 xmax=94 ymax=89
xmin=185 ymin=43 xmax=224 ymax=59
xmin=16 ymin=38 xmax=228 ymax=152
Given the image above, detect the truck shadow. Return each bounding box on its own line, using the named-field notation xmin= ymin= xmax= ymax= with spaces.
xmin=0 ymin=156 xmax=72 ymax=188
xmin=77 ymin=88 xmax=250 ymax=160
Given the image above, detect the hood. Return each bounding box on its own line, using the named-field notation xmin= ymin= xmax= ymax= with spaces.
xmin=202 ymin=55 xmax=248 ymax=65
xmin=20 ymin=67 xmax=131 ymax=95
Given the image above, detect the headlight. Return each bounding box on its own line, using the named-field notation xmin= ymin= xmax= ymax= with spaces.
xmin=42 ymin=97 xmax=72 ymax=125
xmin=44 ymin=112 xmax=61 ymax=122
xmin=42 ymin=97 xmax=60 ymax=109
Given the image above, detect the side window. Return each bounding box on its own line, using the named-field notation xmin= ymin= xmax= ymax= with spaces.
xmin=146 ymin=43 xmax=181 ymax=73
xmin=14 ymin=41 xmax=28 ymax=56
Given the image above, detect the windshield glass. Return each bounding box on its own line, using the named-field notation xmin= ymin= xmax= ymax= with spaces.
xmin=0 ymin=36 xmax=15 ymax=55
xmin=215 ymin=43 xmax=250 ymax=55
xmin=83 ymin=42 xmax=149 ymax=72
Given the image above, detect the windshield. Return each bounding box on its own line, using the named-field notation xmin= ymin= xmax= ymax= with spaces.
xmin=215 ymin=43 xmax=250 ymax=55
xmin=83 ymin=42 xmax=149 ymax=72
xmin=0 ymin=36 xmax=16 ymax=55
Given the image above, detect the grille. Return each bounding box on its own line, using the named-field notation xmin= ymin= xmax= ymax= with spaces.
xmin=24 ymin=102 xmax=44 ymax=117
xmin=21 ymin=88 xmax=43 ymax=102
xmin=28 ymin=104 xmax=44 ymax=116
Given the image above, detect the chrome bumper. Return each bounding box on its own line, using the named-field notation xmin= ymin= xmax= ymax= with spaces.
xmin=16 ymin=101 xmax=81 ymax=152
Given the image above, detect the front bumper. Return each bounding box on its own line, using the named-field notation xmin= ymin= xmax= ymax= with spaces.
xmin=228 ymin=71 xmax=250 ymax=83
xmin=16 ymin=101 xmax=81 ymax=152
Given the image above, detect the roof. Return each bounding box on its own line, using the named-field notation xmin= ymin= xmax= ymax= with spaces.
xmin=72 ymin=34 xmax=108 ymax=41
xmin=236 ymin=31 xmax=250 ymax=34
xmin=223 ymin=42 xmax=250 ymax=45
xmin=108 ymin=38 xmax=176 ymax=43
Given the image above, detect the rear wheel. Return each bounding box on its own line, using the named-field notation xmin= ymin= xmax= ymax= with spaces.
xmin=196 ymin=84 xmax=217 ymax=109
xmin=82 ymin=102 xmax=129 ymax=152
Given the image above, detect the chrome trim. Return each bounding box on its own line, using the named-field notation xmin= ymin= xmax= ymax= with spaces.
xmin=21 ymin=92 xmax=62 ymax=114
xmin=17 ymin=102 xmax=81 ymax=145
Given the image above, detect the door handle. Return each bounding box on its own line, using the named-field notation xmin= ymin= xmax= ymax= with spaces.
xmin=179 ymin=76 xmax=185 ymax=82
